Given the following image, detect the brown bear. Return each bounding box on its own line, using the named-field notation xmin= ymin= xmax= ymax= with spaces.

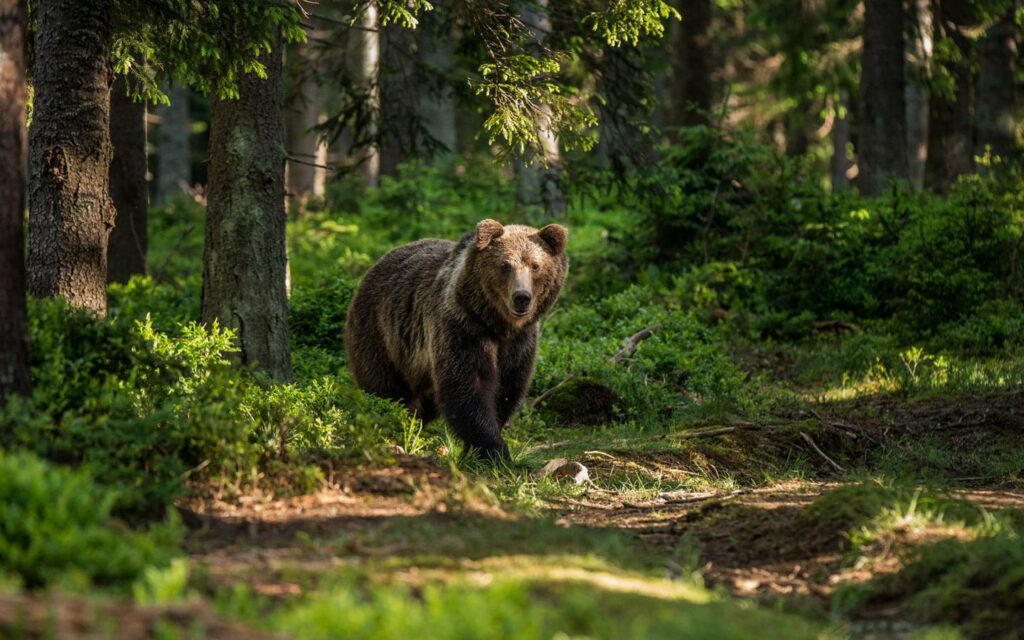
xmin=344 ymin=219 xmax=569 ymax=460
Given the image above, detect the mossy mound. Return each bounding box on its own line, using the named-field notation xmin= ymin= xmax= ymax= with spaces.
xmin=536 ymin=377 xmax=621 ymax=427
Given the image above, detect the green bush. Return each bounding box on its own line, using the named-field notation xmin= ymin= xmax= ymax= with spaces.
xmin=529 ymin=285 xmax=753 ymax=429
xmin=0 ymin=299 xmax=254 ymax=515
xmin=0 ymin=452 xmax=180 ymax=590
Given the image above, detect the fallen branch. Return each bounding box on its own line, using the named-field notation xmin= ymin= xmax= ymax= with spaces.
xmin=800 ymin=431 xmax=846 ymax=473
xmin=668 ymin=421 xmax=776 ymax=440
xmin=612 ymin=324 xmax=663 ymax=363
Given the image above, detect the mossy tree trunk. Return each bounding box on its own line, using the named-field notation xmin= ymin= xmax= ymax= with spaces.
xmin=107 ymin=76 xmax=148 ymax=284
xmin=0 ymin=0 xmax=32 ymax=399
xmin=27 ymin=0 xmax=114 ymax=314
xmin=858 ymin=0 xmax=909 ymax=196
xmin=202 ymin=39 xmax=293 ymax=382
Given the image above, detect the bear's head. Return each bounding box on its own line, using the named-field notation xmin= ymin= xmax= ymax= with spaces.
xmin=471 ymin=219 xmax=569 ymax=328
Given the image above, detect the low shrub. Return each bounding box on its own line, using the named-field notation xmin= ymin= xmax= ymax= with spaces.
xmin=0 ymin=452 xmax=180 ymax=590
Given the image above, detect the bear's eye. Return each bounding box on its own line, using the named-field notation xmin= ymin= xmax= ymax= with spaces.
xmin=501 ymin=262 xmax=513 ymax=273
xmin=531 ymin=262 xmax=540 ymax=272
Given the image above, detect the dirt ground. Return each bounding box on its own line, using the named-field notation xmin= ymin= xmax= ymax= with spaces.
xmin=6 ymin=390 xmax=1022 ymax=638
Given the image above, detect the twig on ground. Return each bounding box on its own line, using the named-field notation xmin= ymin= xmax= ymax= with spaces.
xmin=612 ymin=324 xmax=663 ymax=363
xmin=799 ymin=432 xmax=846 ymax=473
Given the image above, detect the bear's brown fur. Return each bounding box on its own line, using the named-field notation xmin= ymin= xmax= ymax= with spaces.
xmin=344 ymin=219 xmax=569 ymax=460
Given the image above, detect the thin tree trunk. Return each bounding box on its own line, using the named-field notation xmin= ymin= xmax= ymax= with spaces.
xmin=831 ymin=90 xmax=851 ymax=191
xmin=202 ymin=40 xmax=292 ymax=381
xmin=925 ymin=0 xmax=974 ymax=193
xmin=156 ymin=85 xmax=191 ymax=203
xmin=975 ymin=4 xmax=1017 ymax=159
xmin=515 ymin=0 xmax=565 ymax=216
xmin=107 ymin=76 xmax=148 ymax=284
xmin=379 ymin=23 xmax=409 ymax=178
xmin=0 ymin=0 xmax=32 ymax=399
xmin=905 ymin=0 xmax=932 ymax=190
xmin=669 ymin=0 xmax=713 ymax=130
xmin=356 ymin=3 xmax=380 ymax=187
xmin=286 ymin=40 xmax=326 ymax=207
xmin=417 ymin=23 xmax=457 ymax=153
xmin=858 ymin=0 xmax=909 ymax=196
xmin=27 ymin=0 xmax=114 ymax=314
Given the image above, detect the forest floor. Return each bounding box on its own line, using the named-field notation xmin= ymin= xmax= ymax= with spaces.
xmin=7 ymin=388 xmax=1022 ymax=638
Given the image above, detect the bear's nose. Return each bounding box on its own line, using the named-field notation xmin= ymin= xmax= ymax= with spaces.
xmin=512 ymin=290 xmax=532 ymax=311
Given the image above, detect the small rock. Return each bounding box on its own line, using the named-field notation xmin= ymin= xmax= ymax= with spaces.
xmin=535 ymin=458 xmax=591 ymax=485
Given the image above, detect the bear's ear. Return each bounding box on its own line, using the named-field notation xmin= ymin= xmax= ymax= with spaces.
xmin=475 ymin=219 xmax=505 ymax=250
xmin=538 ymin=224 xmax=568 ymax=255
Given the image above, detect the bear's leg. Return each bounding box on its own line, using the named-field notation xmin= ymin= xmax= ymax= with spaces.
xmin=409 ymin=393 xmax=438 ymax=424
xmin=433 ymin=340 xmax=509 ymax=461
xmin=496 ymin=335 xmax=538 ymax=429
xmin=352 ymin=352 xmax=414 ymax=406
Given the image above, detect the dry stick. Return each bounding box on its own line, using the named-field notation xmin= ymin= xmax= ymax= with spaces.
xmin=612 ymin=324 xmax=663 ymax=363
xmin=800 ymin=431 xmax=846 ymax=473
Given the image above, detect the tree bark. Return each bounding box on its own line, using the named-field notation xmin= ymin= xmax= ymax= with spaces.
xmin=925 ymin=0 xmax=974 ymax=194
xmin=27 ymin=0 xmax=114 ymax=314
xmin=975 ymin=4 xmax=1017 ymax=159
xmin=0 ymin=0 xmax=32 ymax=399
xmin=515 ymin=0 xmax=565 ymax=216
xmin=669 ymin=0 xmax=713 ymax=130
xmin=107 ymin=76 xmax=148 ymax=284
xmin=155 ymin=85 xmax=191 ymax=203
xmin=356 ymin=3 xmax=380 ymax=187
xmin=203 ymin=40 xmax=292 ymax=381
xmin=858 ymin=0 xmax=909 ymax=196
xmin=416 ymin=23 xmax=457 ymax=153
xmin=905 ymin=0 xmax=932 ymax=190
xmin=286 ymin=39 xmax=327 ymax=207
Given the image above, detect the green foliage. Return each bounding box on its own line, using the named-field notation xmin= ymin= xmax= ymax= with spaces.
xmin=110 ymin=0 xmax=307 ymax=101
xmin=526 ymin=285 xmax=753 ymax=432
xmin=0 ymin=299 xmax=254 ymax=515
xmin=625 ymin=126 xmax=1024 ymax=353
xmin=807 ymin=480 xmax=989 ymax=552
xmin=858 ymin=531 xmax=1024 ymax=638
xmin=0 ymin=452 xmax=180 ymax=590
xmin=273 ymin=577 xmax=824 ymax=640
xmin=585 ymin=0 xmax=680 ymax=47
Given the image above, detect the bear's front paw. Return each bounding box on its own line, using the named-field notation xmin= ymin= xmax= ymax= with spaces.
xmin=474 ymin=440 xmax=511 ymax=464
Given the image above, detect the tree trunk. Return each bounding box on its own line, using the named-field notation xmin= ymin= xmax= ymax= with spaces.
xmin=107 ymin=76 xmax=148 ymax=284
xmin=858 ymin=0 xmax=909 ymax=196
xmin=975 ymin=4 xmax=1017 ymax=159
xmin=416 ymin=24 xmax=457 ymax=153
xmin=202 ymin=40 xmax=292 ymax=381
xmin=831 ymin=90 xmax=851 ymax=191
xmin=905 ymin=0 xmax=932 ymax=190
xmin=27 ymin=0 xmax=114 ymax=314
xmin=515 ymin=0 xmax=565 ymax=216
xmin=286 ymin=40 xmax=327 ymax=207
xmin=356 ymin=3 xmax=380 ymax=187
xmin=0 ymin=0 xmax=32 ymax=399
xmin=155 ymin=85 xmax=191 ymax=203
xmin=669 ymin=0 xmax=713 ymax=130
xmin=925 ymin=0 xmax=974 ymax=194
